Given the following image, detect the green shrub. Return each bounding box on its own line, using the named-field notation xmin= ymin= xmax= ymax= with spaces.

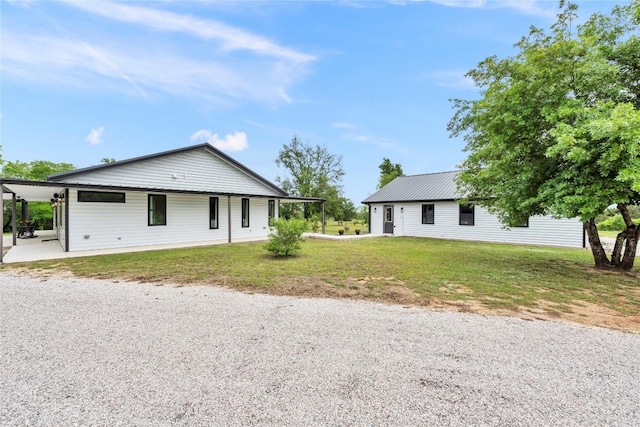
xmin=264 ymin=218 xmax=308 ymax=257
xmin=598 ymin=214 xmax=639 ymax=231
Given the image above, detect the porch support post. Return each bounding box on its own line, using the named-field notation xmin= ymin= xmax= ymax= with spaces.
xmin=64 ymin=188 xmax=69 ymax=252
xmin=321 ymin=201 xmax=326 ymax=234
xmin=12 ymin=193 xmax=17 ymax=246
xmin=227 ymin=196 xmax=232 ymax=243
xmin=0 ymin=184 xmax=3 ymax=263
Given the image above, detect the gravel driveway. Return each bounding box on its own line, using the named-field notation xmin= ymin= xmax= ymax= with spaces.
xmin=1 ymin=272 xmax=639 ymax=426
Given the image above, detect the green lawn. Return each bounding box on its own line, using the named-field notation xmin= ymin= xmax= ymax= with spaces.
xmin=321 ymin=220 xmax=368 ymax=235
xmin=5 ymin=237 xmax=638 ymax=330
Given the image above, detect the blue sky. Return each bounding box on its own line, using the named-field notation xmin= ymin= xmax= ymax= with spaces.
xmin=0 ymin=0 xmax=626 ymax=204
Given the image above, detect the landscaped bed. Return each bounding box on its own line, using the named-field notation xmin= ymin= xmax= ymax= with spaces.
xmin=4 ymin=237 xmax=639 ymax=331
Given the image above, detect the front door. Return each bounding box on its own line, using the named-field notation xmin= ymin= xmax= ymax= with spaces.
xmin=383 ymin=205 xmax=394 ymax=234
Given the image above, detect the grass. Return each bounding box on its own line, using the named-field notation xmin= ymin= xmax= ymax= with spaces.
xmin=322 ymin=220 xmax=368 ymax=235
xmin=5 ymin=237 xmax=639 ymax=330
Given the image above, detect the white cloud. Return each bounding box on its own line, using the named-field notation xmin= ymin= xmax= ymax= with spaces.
xmin=425 ymin=70 xmax=477 ymax=90
xmin=65 ymin=1 xmax=315 ymax=64
xmin=396 ymin=0 xmax=555 ymax=18
xmin=190 ymin=130 xmax=249 ymax=152
xmin=86 ymin=127 xmax=104 ymax=145
xmin=335 ymin=123 xmax=408 ymax=154
xmin=1 ymin=2 xmax=315 ymax=106
xmin=331 ymin=122 xmax=357 ymax=129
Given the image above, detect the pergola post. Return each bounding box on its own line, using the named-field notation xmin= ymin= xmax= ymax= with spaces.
xmin=321 ymin=201 xmax=326 ymax=234
xmin=227 ymin=196 xmax=232 ymax=243
xmin=12 ymin=193 xmax=17 ymax=246
xmin=1 ymin=184 xmax=3 ymax=263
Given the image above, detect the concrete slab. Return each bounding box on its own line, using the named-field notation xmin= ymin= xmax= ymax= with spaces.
xmin=304 ymin=232 xmax=384 ymax=241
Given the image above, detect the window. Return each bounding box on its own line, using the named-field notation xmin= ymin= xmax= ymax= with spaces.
xmin=459 ymin=204 xmax=474 ymax=226
xmin=422 ymin=204 xmax=434 ymax=224
xmin=268 ymin=199 xmax=276 ymax=221
xmin=514 ymin=218 xmax=529 ymax=228
xmin=148 ymin=194 xmax=166 ymax=226
xmin=78 ymin=191 xmax=125 ymax=203
xmin=242 ymin=198 xmax=250 ymax=227
xmin=209 ymin=197 xmax=219 ymax=229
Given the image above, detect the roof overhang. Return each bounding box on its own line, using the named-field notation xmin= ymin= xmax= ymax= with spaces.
xmin=1 ymin=178 xmax=324 ymax=203
xmin=2 ymin=179 xmax=67 ymax=202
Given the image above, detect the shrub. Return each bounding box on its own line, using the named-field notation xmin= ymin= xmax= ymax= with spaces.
xmin=598 ymin=214 xmax=639 ymax=231
xmin=264 ymin=218 xmax=308 ymax=257
xmin=308 ymin=214 xmax=321 ymax=233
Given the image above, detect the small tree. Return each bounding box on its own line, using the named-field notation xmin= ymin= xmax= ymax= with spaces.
xmin=264 ymin=218 xmax=308 ymax=257
xmin=378 ymin=157 xmax=404 ymax=189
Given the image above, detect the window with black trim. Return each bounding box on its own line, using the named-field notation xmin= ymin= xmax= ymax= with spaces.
xmin=242 ymin=198 xmax=250 ymax=227
xmin=148 ymin=194 xmax=166 ymax=226
xmin=78 ymin=191 xmax=125 ymax=203
xmin=422 ymin=204 xmax=434 ymax=224
xmin=268 ymin=199 xmax=276 ymax=221
xmin=209 ymin=197 xmax=219 ymax=229
xmin=459 ymin=204 xmax=474 ymax=226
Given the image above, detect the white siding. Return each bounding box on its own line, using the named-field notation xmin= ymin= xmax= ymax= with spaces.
xmin=67 ymin=189 xmax=272 ymax=251
xmin=229 ymin=198 xmax=272 ymax=242
xmin=59 ymin=149 xmax=281 ymax=196
xmin=368 ymin=202 xmax=584 ymax=248
xmin=369 ymin=205 xmax=385 ymax=235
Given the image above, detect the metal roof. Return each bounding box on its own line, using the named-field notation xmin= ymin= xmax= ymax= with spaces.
xmin=362 ymin=171 xmax=462 ymax=203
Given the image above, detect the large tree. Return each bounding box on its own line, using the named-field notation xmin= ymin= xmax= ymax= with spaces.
xmin=377 ymin=158 xmax=404 ymax=189
xmin=275 ymin=135 xmax=345 ymax=219
xmin=449 ymin=1 xmax=640 ymax=271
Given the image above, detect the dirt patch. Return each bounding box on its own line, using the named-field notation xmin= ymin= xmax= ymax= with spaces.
xmin=7 ymin=268 xmax=639 ymax=333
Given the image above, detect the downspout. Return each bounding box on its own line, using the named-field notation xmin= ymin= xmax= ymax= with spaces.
xmin=227 ymin=196 xmax=232 ymax=243
xmin=64 ymin=188 xmax=69 ymax=252
xmin=321 ymin=201 xmax=326 ymax=234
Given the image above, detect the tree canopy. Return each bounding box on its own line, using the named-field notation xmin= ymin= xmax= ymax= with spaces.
xmin=1 ymin=160 xmax=75 ymax=181
xmin=377 ymin=158 xmax=404 ymax=189
xmin=275 ymin=135 xmax=345 ymax=219
xmin=449 ymin=0 xmax=640 ymax=270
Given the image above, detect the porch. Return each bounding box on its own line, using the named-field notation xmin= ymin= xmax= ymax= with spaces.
xmin=2 ymin=230 xmax=268 ymax=264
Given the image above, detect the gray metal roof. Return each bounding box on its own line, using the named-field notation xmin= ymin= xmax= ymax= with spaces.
xmin=362 ymin=171 xmax=462 ymax=203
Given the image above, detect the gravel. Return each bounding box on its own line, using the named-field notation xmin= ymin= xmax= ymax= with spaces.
xmin=1 ymin=272 xmax=639 ymax=427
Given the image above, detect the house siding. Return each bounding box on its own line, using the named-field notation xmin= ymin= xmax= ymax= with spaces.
xmin=368 ymin=201 xmax=584 ymax=248
xmin=67 ymin=189 xmax=274 ymax=251
xmin=57 ymin=149 xmax=282 ymax=197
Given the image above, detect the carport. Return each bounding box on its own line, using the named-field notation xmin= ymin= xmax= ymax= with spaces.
xmin=1 ymin=178 xmax=68 ymax=263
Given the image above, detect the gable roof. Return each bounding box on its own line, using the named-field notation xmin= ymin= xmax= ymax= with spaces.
xmin=362 ymin=171 xmax=462 ymax=203
xmin=48 ymin=143 xmax=288 ymax=197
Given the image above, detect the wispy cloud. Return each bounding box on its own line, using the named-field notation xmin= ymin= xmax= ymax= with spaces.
xmin=86 ymin=127 xmax=104 ymax=145
xmin=190 ymin=130 xmax=249 ymax=152
xmin=333 ymin=122 xmax=408 ymax=154
xmin=393 ymin=0 xmax=555 ymax=18
xmin=425 ymin=70 xmax=477 ymax=90
xmin=1 ymin=2 xmax=315 ymax=106
xmin=64 ymin=1 xmax=314 ymax=64
xmin=331 ymin=122 xmax=357 ymax=129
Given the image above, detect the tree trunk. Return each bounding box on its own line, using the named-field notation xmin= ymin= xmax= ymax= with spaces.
xmin=585 ymin=219 xmax=611 ymax=268
xmin=616 ymin=204 xmax=639 ymax=271
xmin=619 ymin=226 xmax=639 ymax=271
xmin=611 ymin=230 xmax=626 ymax=266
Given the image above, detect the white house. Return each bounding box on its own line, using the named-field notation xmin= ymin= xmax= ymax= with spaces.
xmin=1 ymin=143 xmax=323 ymax=261
xmin=362 ymin=171 xmax=585 ymax=248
